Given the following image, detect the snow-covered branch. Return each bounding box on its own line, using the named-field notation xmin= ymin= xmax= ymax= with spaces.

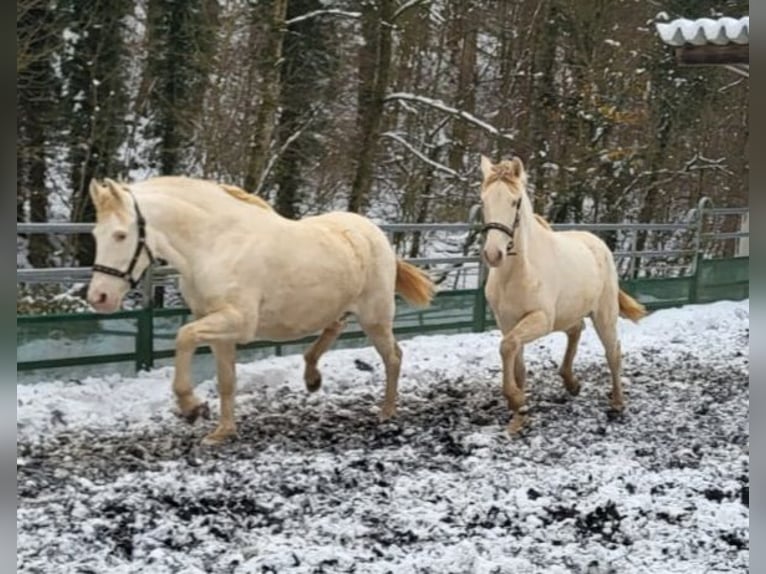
xmin=254 ymin=111 xmax=318 ymax=196
xmin=285 ymin=9 xmax=361 ymax=26
xmin=385 ymin=92 xmax=515 ymax=142
xmin=392 ymin=0 xmax=432 ymax=21
xmin=381 ymin=131 xmax=464 ymax=180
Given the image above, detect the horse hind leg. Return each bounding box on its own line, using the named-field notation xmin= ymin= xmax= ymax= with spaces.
xmin=303 ymin=318 xmax=347 ymax=392
xmin=559 ymin=320 xmax=585 ymax=396
xmin=357 ymin=318 xmax=402 ymax=422
xmin=514 ymin=346 xmax=526 ymax=391
xmin=591 ymin=309 xmax=624 ymax=412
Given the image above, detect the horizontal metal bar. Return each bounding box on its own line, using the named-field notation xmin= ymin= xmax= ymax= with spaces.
xmin=614 ymin=249 xmax=695 ymax=258
xmin=18 ymin=352 xmax=138 ymax=371
xmin=16 ymin=265 xmax=178 ymax=283
xmin=701 ymin=231 xmax=749 ymax=240
xmin=553 ymin=222 xmax=693 ymax=231
xmin=16 ymin=249 xmax=697 ymax=283
xmin=17 ymin=309 xmax=147 ymax=323
xmin=18 ymin=220 xmax=701 ymax=236
xmin=17 ymin=288 xmax=481 ymax=323
xmin=705 ymin=207 xmax=749 ymax=216
xmin=409 ymin=256 xmax=480 ymax=265
xmin=17 ymin=222 xmax=94 ymax=234
xmin=380 ymin=223 xmax=476 ymax=232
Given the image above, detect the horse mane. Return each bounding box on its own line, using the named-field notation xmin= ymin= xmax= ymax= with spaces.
xmin=534 ymin=214 xmax=552 ymax=230
xmin=483 ymin=159 xmax=528 ymax=191
xmin=219 ymin=184 xmax=274 ymax=211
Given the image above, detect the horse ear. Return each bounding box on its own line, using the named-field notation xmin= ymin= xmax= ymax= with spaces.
xmin=103 ymin=178 xmax=129 ymax=203
xmin=480 ymin=155 xmax=494 ymax=181
xmin=89 ymin=179 xmax=110 ymax=209
xmin=90 ymin=178 xmax=125 ymax=212
xmin=511 ymin=156 xmax=525 ymax=178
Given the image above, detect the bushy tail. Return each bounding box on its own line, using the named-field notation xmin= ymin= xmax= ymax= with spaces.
xmin=618 ymin=289 xmax=647 ymax=322
xmin=395 ymin=260 xmax=436 ymax=308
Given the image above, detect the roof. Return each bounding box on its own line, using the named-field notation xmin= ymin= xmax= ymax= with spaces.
xmin=656 ymin=16 xmax=749 ymax=47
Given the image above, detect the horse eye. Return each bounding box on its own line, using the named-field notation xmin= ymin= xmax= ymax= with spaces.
xmin=114 ymin=231 xmax=128 ymax=242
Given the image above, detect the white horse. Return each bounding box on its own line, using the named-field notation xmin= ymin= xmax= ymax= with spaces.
xmin=86 ymin=177 xmax=435 ymax=444
xmin=479 ymin=156 xmax=646 ymax=434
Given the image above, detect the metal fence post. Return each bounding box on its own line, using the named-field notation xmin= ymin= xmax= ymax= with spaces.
xmin=472 ymin=262 xmax=488 ymax=332
xmin=135 ymin=268 xmax=155 ymax=372
xmin=689 ymin=197 xmax=712 ymax=304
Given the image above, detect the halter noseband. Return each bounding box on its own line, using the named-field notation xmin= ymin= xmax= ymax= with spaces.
xmin=481 ymin=197 xmax=522 ymax=255
xmin=92 ymin=193 xmax=156 ymax=289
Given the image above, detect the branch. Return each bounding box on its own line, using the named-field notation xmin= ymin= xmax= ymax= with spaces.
xmin=254 ymin=110 xmax=318 ymax=196
xmin=285 ymin=9 xmax=361 ymax=26
xmin=381 ymin=131 xmax=464 ymax=180
xmin=385 ymin=92 xmax=515 ymax=142
xmin=392 ymin=0 xmax=432 ymax=21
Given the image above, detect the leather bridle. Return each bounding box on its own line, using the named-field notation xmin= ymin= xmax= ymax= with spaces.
xmin=480 ymin=197 xmax=522 ymax=255
xmin=92 ymin=193 xmax=156 ymax=289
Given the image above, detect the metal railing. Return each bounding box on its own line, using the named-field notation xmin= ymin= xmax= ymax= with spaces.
xmin=17 ymin=197 xmax=748 ymax=373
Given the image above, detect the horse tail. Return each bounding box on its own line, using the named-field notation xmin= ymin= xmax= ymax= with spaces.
xmin=395 ymin=260 xmax=436 ymax=308
xmin=618 ymin=289 xmax=647 ymax=322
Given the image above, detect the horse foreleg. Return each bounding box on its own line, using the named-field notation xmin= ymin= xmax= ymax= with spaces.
xmin=303 ymin=319 xmax=346 ymax=392
xmin=500 ymin=310 xmax=550 ymax=435
xmin=209 ymin=341 xmax=238 ymax=444
xmin=559 ymin=320 xmax=585 ymax=396
xmin=173 ymin=306 xmax=246 ymax=444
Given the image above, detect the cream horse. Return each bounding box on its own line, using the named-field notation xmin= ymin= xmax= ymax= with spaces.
xmin=479 ymin=156 xmax=646 ymax=434
xmin=86 ymin=176 xmax=435 ymax=444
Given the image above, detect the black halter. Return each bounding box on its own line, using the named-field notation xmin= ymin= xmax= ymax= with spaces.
xmin=481 ymin=198 xmax=522 ymax=255
xmin=92 ymin=193 xmax=156 ymax=289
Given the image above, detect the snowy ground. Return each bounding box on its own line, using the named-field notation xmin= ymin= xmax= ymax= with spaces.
xmin=17 ymin=300 xmax=749 ymax=573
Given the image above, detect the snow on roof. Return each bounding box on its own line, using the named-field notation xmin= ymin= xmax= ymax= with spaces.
xmin=656 ymin=16 xmax=749 ymax=47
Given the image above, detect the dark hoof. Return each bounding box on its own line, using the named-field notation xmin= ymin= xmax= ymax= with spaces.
xmin=183 ymin=402 xmax=210 ymax=424
xmin=566 ymin=384 xmax=581 ymax=397
xmin=606 ymin=407 xmax=625 ymax=422
xmin=306 ymin=374 xmax=322 ymax=393
xmin=561 ymin=374 xmax=581 ymax=396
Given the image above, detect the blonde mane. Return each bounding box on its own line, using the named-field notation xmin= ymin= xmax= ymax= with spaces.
xmin=534 ymin=214 xmax=552 ymax=230
xmin=484 ymin=159 xmax=522 ymax=187
xmin=219 ymin=184 xmax=273 ymax=211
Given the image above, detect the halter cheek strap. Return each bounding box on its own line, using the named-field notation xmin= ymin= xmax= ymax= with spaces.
xmin=92 ymin=193 xmax=156 ymax=289
xmin=481 ymin=198 xmax=522 ymax=255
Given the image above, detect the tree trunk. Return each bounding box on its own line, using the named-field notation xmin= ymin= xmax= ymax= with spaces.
xmin=448 ymin=1 xmax=477 ymax=184
xmin=244 ymin=0 xmax=287 ymax=195
xmin=347 ymin=0 xmax=394 ymax=213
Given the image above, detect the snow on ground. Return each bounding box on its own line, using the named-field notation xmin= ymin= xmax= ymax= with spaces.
xmin=17 ymin=300 xmax=749 ymax=573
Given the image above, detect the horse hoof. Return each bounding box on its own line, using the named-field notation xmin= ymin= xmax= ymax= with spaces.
xmin=507 ymin=415 xmax=527 ymax=435
xmin=567 ymin=381 xmax=581 ymax=396
xmin=607 ymin=399 xmax=625 ymax=418
xmin=183 ymin=402 xmax=210 ymax=424
xmin=606 ymin=408 xmax=625 ymax=422
xmin=305 ymin=374 xmax=322 ymax=393
xmin=378 ymin=406 xmax=396 ymax=422
xmin=201 ymin=427 xmax=237 ymax=446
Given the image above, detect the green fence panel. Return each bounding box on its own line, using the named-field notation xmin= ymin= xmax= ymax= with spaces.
xmin=696 ymin=257 xmax=749 ymax=303
xmin=17 ymin=257 xmax=749 ymax=375
xmin=619 ymin=277 xmax=693 ymax=310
